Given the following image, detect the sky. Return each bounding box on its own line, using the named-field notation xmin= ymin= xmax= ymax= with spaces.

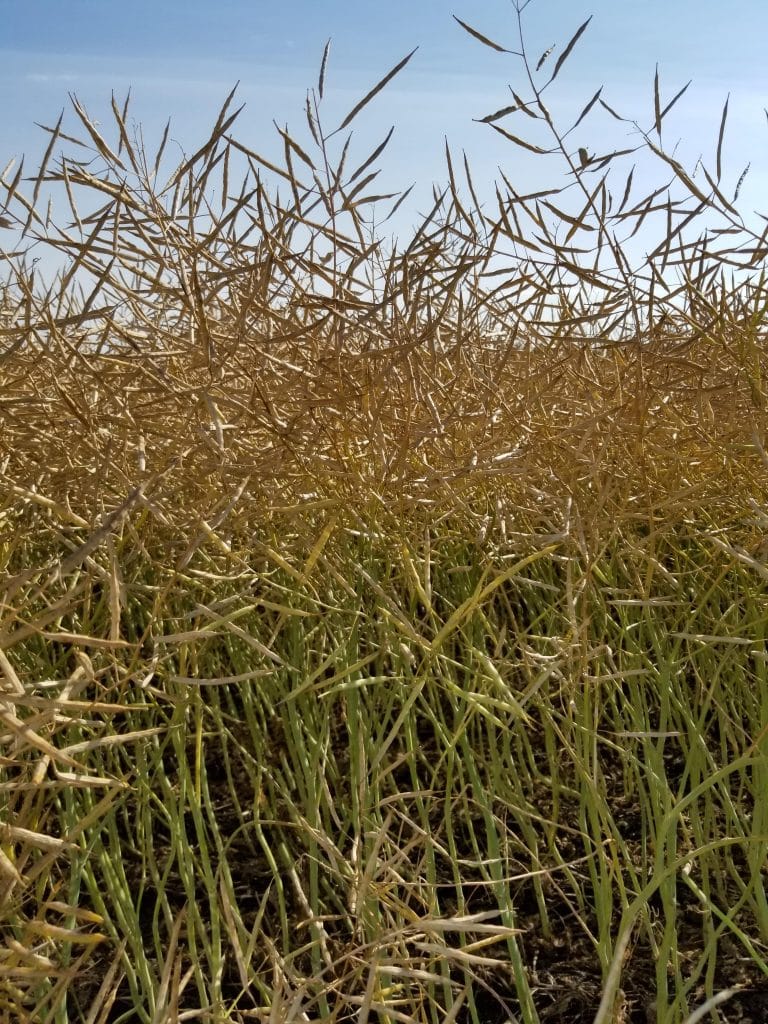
xmin=1 ymin=0 xmax=767 ymax=274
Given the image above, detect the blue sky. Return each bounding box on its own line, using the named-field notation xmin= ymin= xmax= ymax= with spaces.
xmin=2 ymin=0 xmax=767 ymax=261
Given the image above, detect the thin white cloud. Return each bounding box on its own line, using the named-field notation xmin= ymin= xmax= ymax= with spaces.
xmin=25 ymin=72 xmax=79 ymax=83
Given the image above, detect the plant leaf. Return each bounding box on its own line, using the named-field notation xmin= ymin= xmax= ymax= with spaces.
xmin=347 ymin=126 xmax=395 ymax=185
xmin=654 ymin=65 xmax=662 ymax=137
xmin=716 ymin=95 xmax=729 ymax=183
xmin=660 ymin=79 xmax=692 ymax=121
xmin=733 ymin=162 xmax=750 ymax=202
xmin=536 ymin=45 xmax=555 ymax=71
xmin=476 ymin=105 xmax=518 ymax=124
xmin=489 ymin=123 xmax=549 ymax=154
xmin=318 ymin=39 xmax=331 ymax=99
xmin=335 ymin=47 xmax=418 ymax=133
xmin=548 ymin=16 xmax=592 ymax=84
xmin=569 ymin=87 xmax=603 ymax=133
xmin=511 ymin=91 xmax=539 ymax=118
xmin=599 ymin=98 xmax=628 ymax=121
xmin=452 ymin=16 xmax=512 ymax=53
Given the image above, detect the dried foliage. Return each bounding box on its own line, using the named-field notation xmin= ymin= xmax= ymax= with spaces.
xmin=1 ymin=3 xmax=768 ymax=1022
